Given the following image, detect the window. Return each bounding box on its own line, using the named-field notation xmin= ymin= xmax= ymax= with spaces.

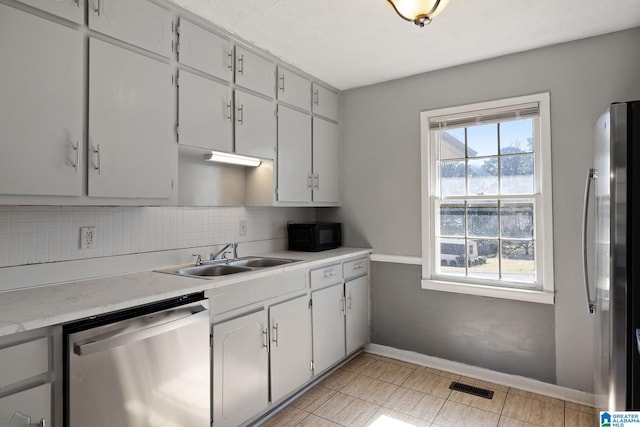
xmin=420 ymin=93 xmax=554 ymax=304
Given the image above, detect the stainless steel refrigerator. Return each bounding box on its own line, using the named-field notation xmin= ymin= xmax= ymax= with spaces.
xmin=585 ymin=101 xmax=640 ymax=411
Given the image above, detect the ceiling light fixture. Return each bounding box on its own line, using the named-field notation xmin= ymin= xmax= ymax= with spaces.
xmin=386 ymin=0 xmax=450 ymax=27
xmin=204 ymin=151 xmax=262 ymax=167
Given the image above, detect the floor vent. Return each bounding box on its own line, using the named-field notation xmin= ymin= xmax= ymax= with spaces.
xmin=449 ymin=381 xmax=495 ymax=399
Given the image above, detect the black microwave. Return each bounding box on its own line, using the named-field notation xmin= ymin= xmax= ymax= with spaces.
xmin=288 ymin=223 xmax=342 ymax=252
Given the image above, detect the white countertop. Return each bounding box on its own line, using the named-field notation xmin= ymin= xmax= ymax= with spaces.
xmin=0 ymin=247 xmax=371 ymax=337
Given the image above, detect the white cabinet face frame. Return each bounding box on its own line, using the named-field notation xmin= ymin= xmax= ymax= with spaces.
xmin=88 ymin=0 xmax=173 ymax=57
xmin=88 ymin=38 xmax=174 ymax=199
xmin=177 ymin=18 xmax=233 ymax=81
xmin=213 ymin=310 xmax=269 ymax=427
xmin=0 ymin=4 xmax=83 ymax=197
xmin=16 ymin=0 xmax=84 ymax=23
xmin=177 ymin=69 xmax=233 ymax=152
xmin=277 ymin=106 xmax=312 ymax=203
xmin=234 ymin=46 xmax=276 ymax=98
xmin=312 ymin=118 xmax=340 ymax=203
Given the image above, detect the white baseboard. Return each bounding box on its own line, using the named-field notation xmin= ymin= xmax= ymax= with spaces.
xmin=365 ymin=343 xmax=595 ymax=407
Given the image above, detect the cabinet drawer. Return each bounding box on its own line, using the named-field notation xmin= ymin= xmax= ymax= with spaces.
xmin=0 ymin=383 xmax=51 ymax=427
xmin=0 ymin=338 xmax=48 ymax=389
xmin=343 ymin=258 xmax=368 ymax=280
xmin=310 ymin=264 xmax=343 ymax=289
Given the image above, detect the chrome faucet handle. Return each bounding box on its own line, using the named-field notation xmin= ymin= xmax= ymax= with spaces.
xmin=192 ymin=254 xmax=203 ymax=266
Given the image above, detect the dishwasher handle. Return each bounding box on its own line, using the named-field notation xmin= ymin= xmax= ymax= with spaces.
xmin=73 ymin=303 xmax=208 ymax=357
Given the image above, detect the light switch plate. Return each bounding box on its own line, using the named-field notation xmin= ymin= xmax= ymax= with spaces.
xmin=80 ymin=226 xmax=96 ymax=249
xmin=239 ymin=220 xmax=247 ymax=236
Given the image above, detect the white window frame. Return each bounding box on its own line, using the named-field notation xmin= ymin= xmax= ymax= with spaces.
xmin=420 ymin=93 xmax=554 ymax=304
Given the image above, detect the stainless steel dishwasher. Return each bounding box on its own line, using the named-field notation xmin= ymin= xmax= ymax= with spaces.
xmin=63 ymin=293 xmax=210 ymax=427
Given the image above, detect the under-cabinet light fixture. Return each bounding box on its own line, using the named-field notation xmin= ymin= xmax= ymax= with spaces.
xmin=386 ymin=0 xmax=450 ymax=27
xmin=204 ymin=151 xmax=262 ymax=167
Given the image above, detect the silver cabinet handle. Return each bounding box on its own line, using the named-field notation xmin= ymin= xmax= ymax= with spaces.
xmin=272 ymin=322 xmax=279 ymax=347
xmin=340 ymin=297 xmax=346 ymax=315
xmin=226 ymin=50 xmax=233 ymax=71
xmin=94 ymin=0 xmax=101 ymax=15
xmin=74 ymin=0 xmax=79 ymax=7
xmin=279 ymin=74 xmax=285 ymax=92
xmin=226 ymin=100 xmax=232 ymax=121
xmin=313 ymin=89 xmax=319 ymax=105
xmin=70 ymin=141 xmax=80 ymax=173
xmin=236 ymin=105 xmax=244 ymax=124
xmin=40 ymin=419 xmax=46 ymax=427
xmin=237 ymin=54 xmax=244 ymax=75
xmin=307 ymin=173 xmax=313 ymax=189
xmin=262 ymin=327 xmax=268 ymax=349
xmin=323 ymin=270 xmax=335 ymax=278
xmin=314 ymin=174 xmax=319 ymax=190
xmin=353 ymin=262 xmax=364 ymax=270
xmin=92 ymin=144 xmax=101 ymax=175
xmin=347 ymin=294 xmax=352 ymax=312
xmin=582 ymin=168 xmax=597 ymax=314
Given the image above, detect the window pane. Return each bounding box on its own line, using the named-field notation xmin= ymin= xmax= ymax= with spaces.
xmin=500 ymin=119 xmax=534 ymax=155
xmin=440 ymin=128 xmax=466 ymax=160
xmin=501 ymin=154 xmax=534 ymax=194
xmin=467 ymin=202 xmax=498 ymax=238
xmin=468 ymin=157 xmax=498 ymax=195
xmin=500 ymin=201 xmax=534 ymax=239
xmin=441 ymin=160 xmax=465 ymax=196
xmin=467 ymin=124 xmax=498 ymax=157
xmin=501 ymin=240 xmax=535 ymax=283
xmin=437 ymin=238 xmax=466 ymax=276
xmin=439 ymin=202 xmax=465 ymax=237
xmin=468 ymin=239 xmax=499 ymax=280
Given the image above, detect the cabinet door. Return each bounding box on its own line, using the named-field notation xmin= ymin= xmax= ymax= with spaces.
xmin=235 ymin=46 xmax=275 ymax=98
xmin=213 ymin=311 xmax=269 ymax=427
xmin=312 ymin=118 xmax=340 ymax=203
xmin=178 ymin=70 xmax=233 ymax=152
xmin=178 ymin=19 xmax=233 ymax=81
xmin=0 ymin=383 xmax=51 ymax=427
xmin=235 ymin=91 xmax=276 ymax=159
xmin=17 ymin=0 xmax=83 ymax=23
xmin=89 ymin=39 xmax=174 ymax=198
xmin=346 ymin=275 xmax=369 ymax=354
xmin=312 ymin=283 xmax=346 ymax=375
xmin=0 ymin=4 xmax=83 ymax=196
xmin=277 ymin=106 xmax=312 ymax=202
xmin=270 ymin=295 xmax=312 ymax=403
xmin=88 ymin=0 xmax=172 ymax=57
xmin=277 ymin=67 xmax=310 ymax=111
xmin=312 ymin=83 xmax=339 ymax=122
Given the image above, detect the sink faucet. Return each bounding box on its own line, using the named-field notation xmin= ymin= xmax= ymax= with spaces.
xmin=210 ymin=243 xmax=238 ymax=261
xmin=193 ymin=254 xmax=203 ymax=266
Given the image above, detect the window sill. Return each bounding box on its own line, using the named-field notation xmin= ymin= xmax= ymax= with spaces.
xmin=421 ymin=279 xmax=554 ymax=304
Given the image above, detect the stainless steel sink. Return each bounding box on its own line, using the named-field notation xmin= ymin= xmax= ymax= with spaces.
xmin=227 ymin=257 xmax=300 ymax=268
xmin=174 ymin=264 xmax=253 ymax=277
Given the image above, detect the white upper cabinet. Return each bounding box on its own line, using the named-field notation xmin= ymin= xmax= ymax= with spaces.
xmin=17 ymin=0 xmax=83 ymax=23
xmin=177 ymin=19 xmax=233 ymax=81
xmin=277 ymin=67 xmax=311 ymax=111
xmin=0 ymin=4 xmax=83 ymax=196
xmin=178 ymin=70 xmax=233 ymax=152
xmin=277 ymin=106 xmax=312 ymax=203
xmin=235 ymin=46 xmax=275 ymax=98
xmin=312 ymin=117 xmax=340 ymax=203
xmin=88 ymin=0 xmax=172 ymax=57
xmin=88 ymin=38 xmax=174 ymax=198
xmin=235 ymin=90 xmax=276 ymax=159
xmin=312 ymin=83 xmax=339 ymax=122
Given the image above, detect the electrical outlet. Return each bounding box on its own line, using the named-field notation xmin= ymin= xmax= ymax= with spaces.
xmin=80 ymin=226 xmax=96 ymax=249
xmin=239 ymin=220 xmax=247 ymax=236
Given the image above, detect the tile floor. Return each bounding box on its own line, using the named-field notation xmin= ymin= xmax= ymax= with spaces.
xmin=260 ymin=352 xmax=597 ymax=427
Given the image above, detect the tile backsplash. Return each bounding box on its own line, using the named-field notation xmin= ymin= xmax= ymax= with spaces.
xmin=0 ymin=206 xmax=315 ymax=268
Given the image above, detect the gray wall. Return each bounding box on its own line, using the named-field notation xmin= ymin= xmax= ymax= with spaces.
xmin=318 ymin=27 xmax=640 ymax=392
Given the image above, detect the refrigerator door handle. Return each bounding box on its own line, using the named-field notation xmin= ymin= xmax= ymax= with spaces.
xmin=636 ymin=329 xmax=640 ymax=356
xmin=582 ymin=168 xmax=598 ymax=314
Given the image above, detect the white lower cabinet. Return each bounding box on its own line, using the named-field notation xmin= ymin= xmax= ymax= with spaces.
xmin=0 ymin=383 xmax=51 ymax=427
xmin=213 ymin=295 xmax=312 ymax=427
xmin=311 ymin=283 xmax=347 ymax=374
xmin=213 ymin=310 xmax=269 ymax=427
xmin=345 ymin=275 xmax=369 ymax=354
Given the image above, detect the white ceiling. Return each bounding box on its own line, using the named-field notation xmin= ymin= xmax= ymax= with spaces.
xmin=169 ymin=0 xmax=640 ymax=90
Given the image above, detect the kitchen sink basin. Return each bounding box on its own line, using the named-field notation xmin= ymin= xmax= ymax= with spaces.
xmin=227 ymin=257 xmax=300 ymax=268
xmin=173 ymin=264 xmax=253 ymax=277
